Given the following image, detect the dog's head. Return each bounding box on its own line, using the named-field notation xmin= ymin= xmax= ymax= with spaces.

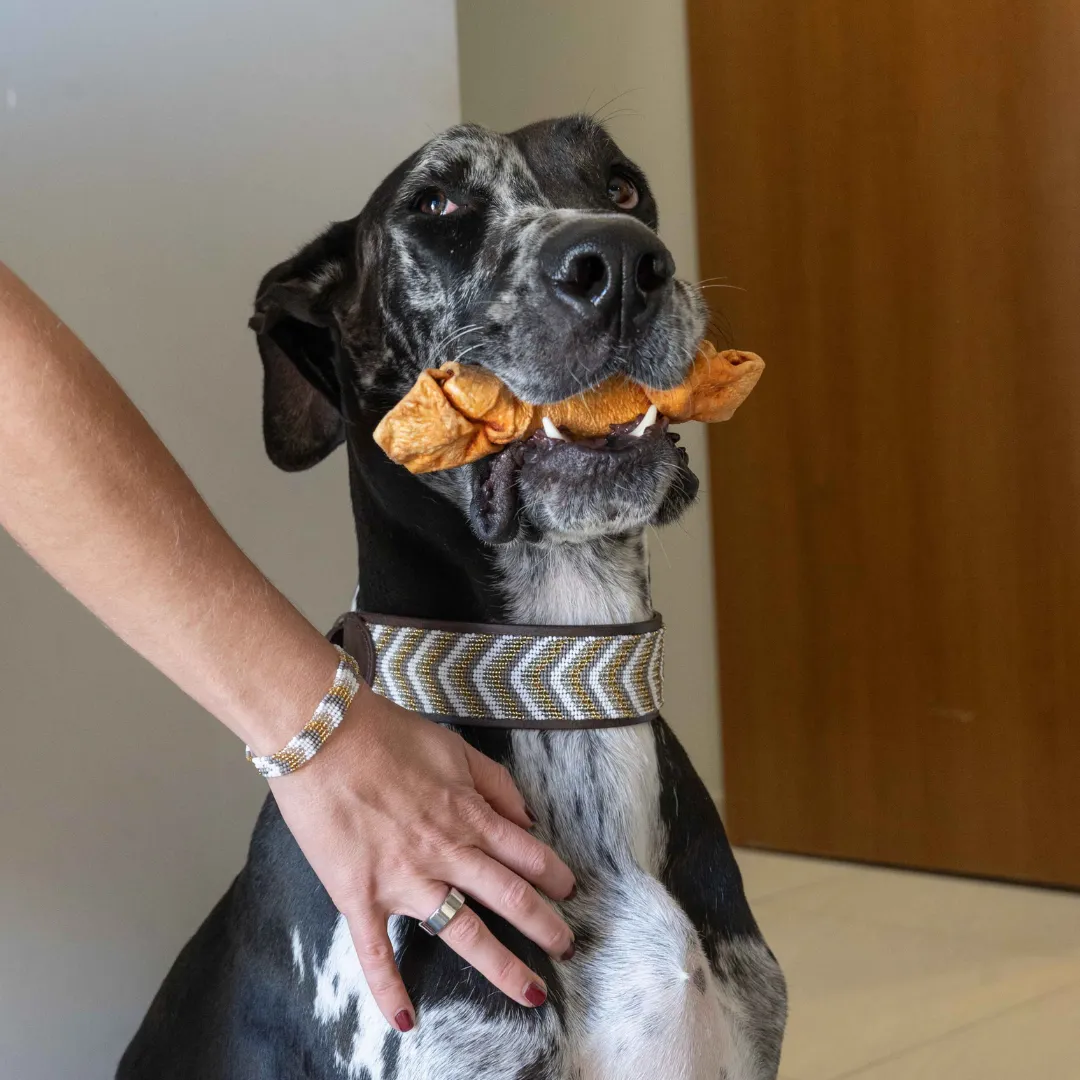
xmin=251 ymin=117 xmax=705 ymax=544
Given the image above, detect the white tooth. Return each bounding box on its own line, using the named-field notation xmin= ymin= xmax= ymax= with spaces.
xmin=542 ymin=416 xmax=568 ymax=441
xmin=630 ymin=404 xmax=659 ymax=438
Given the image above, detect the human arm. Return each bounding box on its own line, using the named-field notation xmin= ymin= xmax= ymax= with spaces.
xmin=0 ymin=262 xmax=576 ymax=1030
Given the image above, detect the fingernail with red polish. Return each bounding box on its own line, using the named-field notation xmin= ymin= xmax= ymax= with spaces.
xmin=525 ymin=805 xmax=538 ymax=826
xmin=559 ymin=941 xmax=576 ymax=962
xmin=524 ymin=981 xmax=547 ymax=1007
xmin=395 ymin=1010 xmax=414 ymax=1033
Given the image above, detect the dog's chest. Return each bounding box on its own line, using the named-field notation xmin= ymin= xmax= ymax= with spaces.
xmin=301 ymin=536 xmax=736 ymax=1079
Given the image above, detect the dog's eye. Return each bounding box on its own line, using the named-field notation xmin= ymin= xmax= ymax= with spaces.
xmin=415 ymin=189 xmax=459 ymax=216
xmin=607 ymin=175 xmax=639 ymax=211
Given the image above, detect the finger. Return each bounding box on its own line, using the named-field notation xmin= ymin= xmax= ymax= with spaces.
xmin=454 ymin=850 xmax=575 ymax=961
xmin=472 ymin=802 xmax=576 ymax=902
xmin=463 ymin=743 xmax=534 ymax=830
xmin=346 ymin=908 xmax=415 ymax=1033
xmin=418 ymin=888 xmax=549 ymax=1009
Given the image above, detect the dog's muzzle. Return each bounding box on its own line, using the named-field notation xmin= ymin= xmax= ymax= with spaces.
xmin=330 ymin=611 xmax=664 ymax=729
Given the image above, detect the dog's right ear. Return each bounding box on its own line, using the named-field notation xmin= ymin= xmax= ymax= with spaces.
xmin=249 ymin=219 xmax=356 ymax=471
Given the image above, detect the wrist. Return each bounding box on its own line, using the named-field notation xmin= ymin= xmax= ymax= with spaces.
xmin=233 ymin=633 xmax=345 ymax=757
xmin=244 ymin=642 xmax=362 ymax=778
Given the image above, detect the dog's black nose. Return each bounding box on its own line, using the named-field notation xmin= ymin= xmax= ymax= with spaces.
xmin=542 ymin=217 xmax=675 ymax=334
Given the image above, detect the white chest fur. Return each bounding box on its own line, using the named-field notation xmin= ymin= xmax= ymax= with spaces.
xmin=494 ymin=536 xmax=741 ymax=1080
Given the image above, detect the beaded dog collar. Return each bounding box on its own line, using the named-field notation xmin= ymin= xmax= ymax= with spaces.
xmin=330 ymin=610 xmax=664 ymax=730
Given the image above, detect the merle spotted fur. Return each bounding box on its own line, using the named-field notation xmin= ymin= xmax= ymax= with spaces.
xmin=117 ymin=116 xmax=786 ymax=1080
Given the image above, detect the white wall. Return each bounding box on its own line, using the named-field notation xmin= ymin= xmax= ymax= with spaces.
xmin=0 ymin=3 xmax=459 ymax=1077
xmin=457 ymin=0 xmax=723 ymax=797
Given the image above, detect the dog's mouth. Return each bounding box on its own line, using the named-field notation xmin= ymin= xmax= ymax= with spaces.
xmin=523 ymin=405 xmax=677 ymax=460
xmin=468 ymin=405 xmax=696 ymax=544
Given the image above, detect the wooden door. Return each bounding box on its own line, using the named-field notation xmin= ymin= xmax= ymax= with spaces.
xmin=687 ymin=0 xmax=1080 ymax=886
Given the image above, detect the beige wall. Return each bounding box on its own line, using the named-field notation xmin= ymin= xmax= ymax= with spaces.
xmin=0 ymin=3 xmax=459 ymax=1077
xmin=457 ymin=0 xmax=723 ymax=796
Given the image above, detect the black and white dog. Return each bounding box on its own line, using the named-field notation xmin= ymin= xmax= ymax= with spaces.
xmin=119 ymin=116 xmax=786 ymax=1080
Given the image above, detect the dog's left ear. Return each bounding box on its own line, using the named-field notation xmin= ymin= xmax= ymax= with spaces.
xmin=249 ymin=219 xmax=357 ymax=472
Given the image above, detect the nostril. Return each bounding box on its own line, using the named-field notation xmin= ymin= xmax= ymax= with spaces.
xmin=558 ymin=253 xmax=608 ymax=300
xmin=636 ymin=251 xmax=672 ymax=296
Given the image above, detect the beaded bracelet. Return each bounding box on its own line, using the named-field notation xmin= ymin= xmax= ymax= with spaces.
xmin=245 ymin=645 xmax=362 ymax=779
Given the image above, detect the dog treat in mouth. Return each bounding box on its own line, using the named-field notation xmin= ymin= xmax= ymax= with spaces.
xmin=373 ymin=340 xmax=764 ymax=474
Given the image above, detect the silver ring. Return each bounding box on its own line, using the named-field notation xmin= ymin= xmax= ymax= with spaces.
xmin=420 ymin=887 xmax=466 ymax=936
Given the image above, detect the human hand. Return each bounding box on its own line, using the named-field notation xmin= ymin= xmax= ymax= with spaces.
xmin=268 ymin=686 xmax=576 ymax=1032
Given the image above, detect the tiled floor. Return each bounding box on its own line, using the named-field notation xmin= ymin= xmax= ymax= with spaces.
xmin=735 ymin=848 xmax=1080 ymax=1079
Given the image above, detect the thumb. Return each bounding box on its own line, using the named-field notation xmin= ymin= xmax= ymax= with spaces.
xmin=462 ymin=742 xmax=535 ymax=830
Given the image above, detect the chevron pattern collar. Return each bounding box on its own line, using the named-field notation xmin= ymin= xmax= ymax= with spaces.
xmin=331 ymin=611 xmax=664 ymax=730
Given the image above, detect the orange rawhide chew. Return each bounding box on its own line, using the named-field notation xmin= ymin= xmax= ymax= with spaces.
xmin=373 ymin=341 xmax=764 ymax=474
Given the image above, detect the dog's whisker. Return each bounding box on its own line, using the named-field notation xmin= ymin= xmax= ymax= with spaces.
xmin=444 ymin=323 xmax=482 ymax=340
xmin=588 ymin=88 xmax=639 ymax=124
xmin=432 ymin=324 xmax=482 ymax=355
xmin=595 ymin=106 xmax=642 ymax=127
xmin=453 ymin=341 xmax=485 ymax=364
xmin=648 ymin=525 xmax=673 ymax=569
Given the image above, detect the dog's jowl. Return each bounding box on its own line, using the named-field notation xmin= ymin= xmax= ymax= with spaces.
xmin=117 ymin=117 xmax=787 ymax=1080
